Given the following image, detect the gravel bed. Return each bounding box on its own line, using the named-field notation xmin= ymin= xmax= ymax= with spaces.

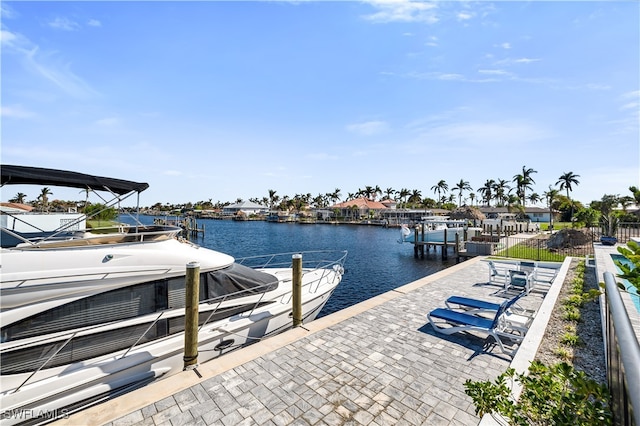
xmin=534 ymin=258 xmax=607 ymax=384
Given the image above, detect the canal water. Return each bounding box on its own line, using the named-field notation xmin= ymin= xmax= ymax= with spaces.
xmin=124 ymin=216 xmax=456 ymax=317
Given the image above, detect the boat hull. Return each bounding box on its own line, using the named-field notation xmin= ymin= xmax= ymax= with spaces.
xmin=0 ymin=275 xmax=339 ymax=425
xmin=400 ymin=226 xmax=483 ymax=243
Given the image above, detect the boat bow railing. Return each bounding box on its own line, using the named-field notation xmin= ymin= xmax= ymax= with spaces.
xmin=2 ymin=250 xmax=347 ymax=394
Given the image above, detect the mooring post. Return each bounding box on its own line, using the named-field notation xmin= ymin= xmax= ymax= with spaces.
xmin=442 ymin=229 xmax=448 ymax=260
xmin=292 ymin=254 xmax=303 ymax=327
xmin=184 ymin=261 xmax=200 ymax=370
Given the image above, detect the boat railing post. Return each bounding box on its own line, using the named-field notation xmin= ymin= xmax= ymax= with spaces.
xmin=292 ymin=254 xmax=303 ymax=327
xmin=184 ymin=261 xmax=200 ymax=370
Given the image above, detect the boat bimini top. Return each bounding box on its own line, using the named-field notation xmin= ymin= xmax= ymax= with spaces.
xmin=0 ymin=165 xmax=165 ymax=248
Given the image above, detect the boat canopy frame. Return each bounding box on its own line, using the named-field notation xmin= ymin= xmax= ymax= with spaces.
xmin=1 ymin=165 xmax=153 ymax=247
xmin=1 ymin=165 xmax=149 ymax=195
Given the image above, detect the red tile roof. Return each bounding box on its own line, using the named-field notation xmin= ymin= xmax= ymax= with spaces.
xmin=0 ymin=202 xmax=33 ymax=212
xmin=330 ymin=198 xmax=388 ymax=209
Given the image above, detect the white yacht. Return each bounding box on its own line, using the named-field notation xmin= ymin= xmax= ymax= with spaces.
xmin=0 ymin=165 xmax=346 ymax=425
xmin=399 ymin=216 xmax=482 ymax=244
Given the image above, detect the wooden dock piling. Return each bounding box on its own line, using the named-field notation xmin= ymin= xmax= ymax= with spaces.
xmin=412 ymin=228 xmax=461 ymax=260
xmin=184 ymin=262 xmax=200 ymax=370
xmin=292 ymin=254 xmax=303 ymax=327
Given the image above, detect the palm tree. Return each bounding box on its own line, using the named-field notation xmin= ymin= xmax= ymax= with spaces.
xmin=268 ymin=189 xmax=278 ymax=210
xmin=453 ymin=179 xmax=472 ymax=207
xmin=556 ymin=171 xmax=580 ymax=220
xmin=513 ymin=166 xmax=537 ymax=206
xmin=431 ymin=180 xmax=448 ymax=208
xmin=543 ymin=186 xmax=560 ymax=230
xmin=373 ymin=185 xmax=382 ymax=201
xmin=629 ymin=186 xmax=640 ymax=205
xmin=528 ymin=192 xmax=541 ymax=206
xmin=397 ymin=188 xmax=410 ymax=209
xmin=330 ymin=188 xmax=341 ymax=204
xmin=492 ymin=179 xmax=511 ymax=207
xmin=477 ymin=179 xmax=495 ymax=207
xmin=38 ymin=187 xmax=53 ymax=211
xmin=408 ymin=189 xmax=422 ymax=207
xmin=9 ymin=192 xmax=27 ymax=204
xmin=383 ymin=187 xmax=396 ymax=201
xmin=361 ymin=186 xmax=376 ymax=200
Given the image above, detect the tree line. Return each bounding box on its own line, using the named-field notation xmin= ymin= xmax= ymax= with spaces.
xmin=7 ymin=166 xmax=640 ymax=225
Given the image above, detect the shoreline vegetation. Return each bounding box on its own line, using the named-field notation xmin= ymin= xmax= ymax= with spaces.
xmin=8 ymin=173 xmax=640 ymax=234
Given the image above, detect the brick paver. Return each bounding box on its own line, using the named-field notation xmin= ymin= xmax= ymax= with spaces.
xmin=73 ymin=257 xmax=548 ymax=426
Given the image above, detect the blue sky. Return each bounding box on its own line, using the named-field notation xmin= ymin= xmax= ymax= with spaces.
xmin=1 ymin=1 xmax=639 ymax=208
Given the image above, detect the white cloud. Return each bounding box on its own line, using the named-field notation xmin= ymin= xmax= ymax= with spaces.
xmin=87 ymin=19 xmax=102 ymax=27
xmin=425 ymin=35 xmax=438 ymax=47
xmin=306 ymin=152 xmax=339 ymax=161
xmin=585 ymin=83 xmax=611 ymax=90
xmin=346 ymin=120 xmax=390 ymax=136
xmin=478 ymin=69 xmax=510 ymax=76
xmin=457 ymin=11 xmax=473 ymax=21
xmin=412 ymin=120 xmax=553 ymax=149
xmin=1 ymin=29 xmax=24 ymax=49
xmin=404 ymin=71 xmax=498 ymax=83
xmin=95 ymin=117 xmax=121 ymax=127
xmin=2 ymin=28 xmax=99 ymax=98
xmin=1 ymin=105 xmax=35 ymax=118
xmin=621 ymin=90 xmax=640 ymax=100
xmin=0 ymin=3 xmax=18 ymax=20
xmin=514 ymin=58 xmax=541 ymax=64
xmin=48 ymin=17 xmax=81 ymax=31
xmin=362 ymin=0 xmax=439 ymax=24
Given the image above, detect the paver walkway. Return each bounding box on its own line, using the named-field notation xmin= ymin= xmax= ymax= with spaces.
xmin=58 ymin=256 xmax=558 ymax=426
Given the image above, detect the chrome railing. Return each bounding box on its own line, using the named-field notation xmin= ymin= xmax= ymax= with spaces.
xmin=603 ymin=271 xmax=640 ymax=426
xmin=3 ymin=250 xmax=347 ymax=394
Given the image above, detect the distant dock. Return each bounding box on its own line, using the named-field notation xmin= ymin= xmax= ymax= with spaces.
xmin=153 ymin=216 xmax=205 ymax=237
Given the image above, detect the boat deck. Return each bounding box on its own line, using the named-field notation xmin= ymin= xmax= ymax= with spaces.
xmin=57 ymin=256 xmax=569 ymax=426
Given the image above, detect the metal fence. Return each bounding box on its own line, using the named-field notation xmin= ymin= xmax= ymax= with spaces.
xmin=489 ymin=233 xmax=595 ymax=261
xmin=596 ymin=222 xmax=640 ymax=244
xmin=488 ymin=223 xmax=640 ymax=262
xmin=603 ymin=272 xmax=640 ymax=426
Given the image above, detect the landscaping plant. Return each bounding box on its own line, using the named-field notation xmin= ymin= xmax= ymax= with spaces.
xmin=464 ymin=361 xmax=612 ymax=425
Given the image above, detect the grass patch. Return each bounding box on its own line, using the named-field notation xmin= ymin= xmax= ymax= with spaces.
xmin=493 ymin=243 xmax=566 ymax=262
xmin=86 ymin=220 xmax=124 ymax=234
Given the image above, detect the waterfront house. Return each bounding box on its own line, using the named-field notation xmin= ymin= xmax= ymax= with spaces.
xmin=478 ymin=206 xmax=556 ymax=224
xmin=222 ymin=201 xmax=267 ymax=218
xmin=329 ymin=197 xmax=388 ymax=221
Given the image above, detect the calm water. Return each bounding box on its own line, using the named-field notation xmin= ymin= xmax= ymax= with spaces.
xmin=122 ymin=215 xmax=456 ymax=317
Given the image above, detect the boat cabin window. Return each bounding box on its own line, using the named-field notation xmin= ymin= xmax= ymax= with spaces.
xmin=1 ymin=264 xmax=278 ymax=343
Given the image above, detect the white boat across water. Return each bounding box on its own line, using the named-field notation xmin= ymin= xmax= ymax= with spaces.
xmin=0 ymin=165 xmax=346 ymax=425
xmin=399 ymin=216 xmax=482 ymax=244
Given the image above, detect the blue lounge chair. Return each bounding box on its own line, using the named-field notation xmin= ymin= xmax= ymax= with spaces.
xmin=445 ymin=295 xmax=535 ymax=329
xmin=428 ymin=292 xmax=528 ymax=356
xmin=446 ymin=295 xmax=534 ymax=315
xmin=445 ymin=295 xmax=501 ymax=313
